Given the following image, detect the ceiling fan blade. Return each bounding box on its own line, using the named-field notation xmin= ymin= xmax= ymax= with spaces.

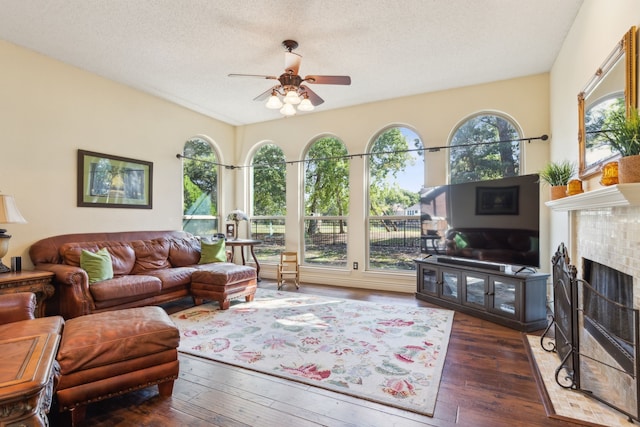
xmin=228 ymin=73 xmax=278 ymax=80
xmin=253 ymin=85 xmax=281 ymax=101
xmin=304 ymin=75 xmax=351 ymax=85
xmin=300 ymin=85 xmax=324 ymax=106
xmin=284 ymin=52 xmax=302 ymax=75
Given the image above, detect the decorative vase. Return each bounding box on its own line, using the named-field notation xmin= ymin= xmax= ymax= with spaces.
xmin=550 ymin=185 xmax=567 ymax=200
xmin=600 ymin=161 xmax=619 ymax=186
xmin=566 ymin=179 xmax=584 ymax=196
xmin=618 ymin=155 xmax=640 ymax=183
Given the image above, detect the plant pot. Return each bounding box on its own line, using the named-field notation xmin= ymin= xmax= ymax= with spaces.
xmin=550 ymin=185 xmax=567 ymax=200
xmin=618 ymin=155 xmax=640 ymax=183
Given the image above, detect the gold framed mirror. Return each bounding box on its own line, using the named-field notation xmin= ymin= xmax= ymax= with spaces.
xmin=578 ymin=26 xmax=637 ymax=179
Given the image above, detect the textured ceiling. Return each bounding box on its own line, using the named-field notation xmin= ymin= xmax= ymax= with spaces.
xmin=0 ymin=0 xmax=583 ymax=125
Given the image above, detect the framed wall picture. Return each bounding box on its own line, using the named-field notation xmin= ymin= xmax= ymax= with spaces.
xmin=475 ymin=185 xmax=519 ymax=215
xmin=226 ymin=223 xmax=235 ymax=239
xmin=77 ymin=150 xmax=153 ymax=208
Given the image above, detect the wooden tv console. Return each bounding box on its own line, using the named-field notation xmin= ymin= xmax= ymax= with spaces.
xmin=415 ymin=257 xmax=549 ymax=332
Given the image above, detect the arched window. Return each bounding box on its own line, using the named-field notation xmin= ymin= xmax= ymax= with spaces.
xmin=303 ymin=136 xmax=349 ymax=267
xmin=367 ymin=126 xmax=423 ymax=270
xmin=182 ymin=137 xmax=220 ymax=236
xmin=449 ymin=114 xmax=521 ymax=184
xmin=250 ymin=143 xmax=286 ymax=263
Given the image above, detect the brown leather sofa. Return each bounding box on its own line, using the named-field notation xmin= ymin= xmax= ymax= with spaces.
xmin=29 ymin=230 xmax=257 ymax=319
xmin=444 ymin=228 xmax=539 ymax=266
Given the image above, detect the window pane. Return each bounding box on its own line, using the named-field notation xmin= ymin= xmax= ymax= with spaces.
xmin=304 ymin=137 xmax=349 ymax=216
xmin=182 ymin=138 xmax=219 ymax=236
xmin=250 ymin=218 xmax=285 ymax=263
xmin=252 ymin=144 xmax=286 ymax=216
xmin=304 ymin=219 xmax=347 ymax=267
xmin=368 ymin=127 xmax=422 ymax=270
xmin=251 ymin=144 xmax=286 ymax=263
xmin=304 ymin=137 xmax=349 ymax=266
xmin=449 ymin=115 xmax=520 ymax=184
xmin=368 ymin=218 xmax=421 ymax=270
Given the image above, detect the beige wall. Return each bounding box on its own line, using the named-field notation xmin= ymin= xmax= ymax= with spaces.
xmin=0 ymin=40 xmax=235 ymax=269
xmin=549 ymin=0 xmax=640 ymax=254
xmin=237 ymin=75 xmax=551 ymax=290
xmin=3 ymin=0 xmax=635 ymax=292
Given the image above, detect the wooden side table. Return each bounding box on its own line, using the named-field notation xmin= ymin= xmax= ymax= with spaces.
xmin=0 ymin=333 xmax=60 ymax=426
xmin=0 ymin=271 xmax=55 ymax=318
xmin=226 ymin=239 xmax=262 ymax=279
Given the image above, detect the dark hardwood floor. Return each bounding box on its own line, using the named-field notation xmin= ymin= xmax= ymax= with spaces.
xmin=49 ymin=280 xmax=580 ymax=427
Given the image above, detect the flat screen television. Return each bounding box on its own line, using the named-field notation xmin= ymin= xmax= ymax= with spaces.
xmin=420 ymin=174 xmax=540 ymax=269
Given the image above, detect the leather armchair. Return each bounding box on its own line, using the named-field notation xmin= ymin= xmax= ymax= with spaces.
xmin=0 ymin=292 xmax=37 ymax=324
xmin=0 ymin=292 xmax=64 ymax=342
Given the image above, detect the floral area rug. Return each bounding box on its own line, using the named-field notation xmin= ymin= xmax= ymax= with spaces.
xmin=170 ymin=288 xmax=454 ymax=416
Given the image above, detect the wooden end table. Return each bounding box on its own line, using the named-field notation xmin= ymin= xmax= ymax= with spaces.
xmin=226 ymin=239 xmax=262 ymax=280
xmin=0 ymin=271 xmax=55 ymax=318
xmin=0 ymin=333 xmax=60 ymax=426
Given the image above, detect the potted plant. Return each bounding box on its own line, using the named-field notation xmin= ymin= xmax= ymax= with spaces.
xmin=538 ymin=160 xmax=576 ymax=200
xmin=603 ymin=106 xmax=640 ymax=183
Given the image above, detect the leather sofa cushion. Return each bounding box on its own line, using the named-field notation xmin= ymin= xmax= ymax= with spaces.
xmin=145 ymin=267 xmax=196 ymax=290
xmin=192 ymin=263 xmax=257 ymax=286
xmin=59 ymin=241 xmax=136 ymax=275
xmin=130 ymin=239 xmax=171 ymax=274
xmin=89 ymin=275 xmax=162 ymax=302
xmin=168 ymin=236 xmax=201 ymax=267
xmin=57 ymin=306 xmax=179 ymax=374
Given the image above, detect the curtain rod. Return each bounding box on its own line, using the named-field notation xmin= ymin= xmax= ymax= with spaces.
xmin=176 ymin=134 xmax=549 ymax=170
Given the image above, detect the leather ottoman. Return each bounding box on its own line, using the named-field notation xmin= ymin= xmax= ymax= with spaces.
xmin=191 ymin=263 xmax=258 ymax=309
xmin=55 ymin=306 xmax=180 ymax=426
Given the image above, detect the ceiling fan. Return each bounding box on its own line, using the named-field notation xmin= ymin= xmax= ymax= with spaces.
xmin=228 ymin=40 xmax=351 ymax=116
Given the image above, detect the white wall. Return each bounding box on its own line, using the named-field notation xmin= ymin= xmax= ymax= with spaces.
xmin=549 ymin=0 xmax=640 ymax=254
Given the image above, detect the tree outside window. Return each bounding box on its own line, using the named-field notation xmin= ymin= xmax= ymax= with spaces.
xmin=182 ymin=137 xmax=219 ymax=236
xmin=368 ymin=127 xmax=422 ymax=270
xmin=250 ymin=144 xmax=286 ymax=263
xmin=449 ymin=114 xmax=521 ymax=184
xmin=304 ymin=137 xmax=349 ymax=266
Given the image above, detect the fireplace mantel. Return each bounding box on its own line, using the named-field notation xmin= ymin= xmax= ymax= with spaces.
xmin=545 ymin=183 xmax=640 ymax=211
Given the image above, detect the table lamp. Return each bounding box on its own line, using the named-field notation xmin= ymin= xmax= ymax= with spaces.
xmin=226 ymin=209 xmax=248 ymax=240
xmin=0 ymin=194 xmax=27 ymax=273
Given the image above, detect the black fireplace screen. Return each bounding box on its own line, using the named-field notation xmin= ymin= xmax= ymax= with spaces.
xmin=542 ymin=244 xmax=640 ymax=421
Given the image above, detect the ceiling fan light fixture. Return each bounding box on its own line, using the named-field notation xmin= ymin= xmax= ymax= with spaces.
xmin=265 ymin=94 xmax=283 ymax=109
xmin=298 ymin=97 xmax=314 ymax=111
xmin=280 ymin=103 xmax=296 ymax=116
xmin=284 ymin=90 xmax=301 ymax=105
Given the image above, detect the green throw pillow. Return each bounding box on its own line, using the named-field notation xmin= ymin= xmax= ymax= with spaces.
xmin=199 ymin=239 xmax=226 ymax=264
xmin=454 ymin=233 xmax=468 ymax=249
xmin=80 ymin=248 xmax=114 ymax=284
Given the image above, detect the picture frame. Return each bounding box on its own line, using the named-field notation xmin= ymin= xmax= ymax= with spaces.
xmin=475 ymin=185 xmax=519 ymax=215
xmin=77 ymin=149 xmax=153 ymax=209
xmin=226 ymin=223 xmax=235 ymax=239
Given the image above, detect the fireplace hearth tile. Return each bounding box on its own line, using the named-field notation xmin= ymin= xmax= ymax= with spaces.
xmin=526 ymin=335 xmax=629 ymax=426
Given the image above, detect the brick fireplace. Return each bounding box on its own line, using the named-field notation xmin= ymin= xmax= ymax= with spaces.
xmin=546 ymin=184 xmax=640 ymax=420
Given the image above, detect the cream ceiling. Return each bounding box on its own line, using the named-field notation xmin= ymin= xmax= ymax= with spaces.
xmin=0 ymin=0 xmax=583 ymax=125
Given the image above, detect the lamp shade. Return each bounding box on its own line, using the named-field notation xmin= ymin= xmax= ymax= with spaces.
xmin=283 ymin=90 xmax=301 ymax=105
xmin=0 ymin=195 xmax=27 ymax=224
xmin=280 ymin=103 xmax=296 ymax=116
xmin=298 ymin=97 xmax=315 ymax=111
xmin=226 ymin=209 xmax=248 ymax=222
xmin=265 ymin=95 xmax=283 ymax=109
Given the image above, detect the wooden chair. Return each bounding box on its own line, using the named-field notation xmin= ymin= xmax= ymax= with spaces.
xmin=277 ymin=251 xmax=300 ymax=290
